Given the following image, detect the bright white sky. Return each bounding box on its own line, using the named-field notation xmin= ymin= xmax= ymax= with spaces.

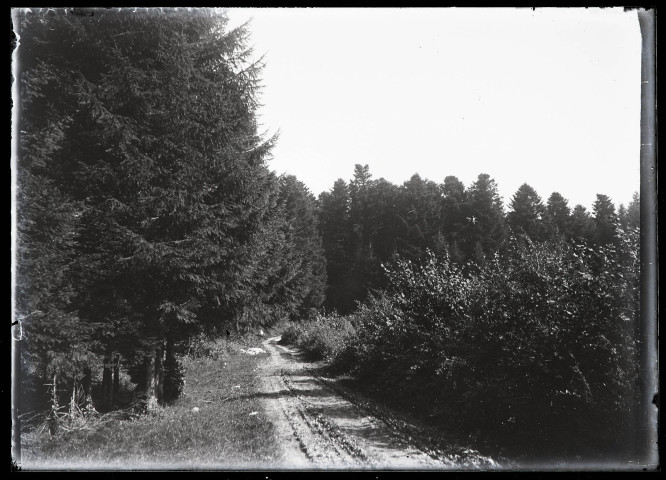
xmin=225 ymin=7 xmax=641 ymax=211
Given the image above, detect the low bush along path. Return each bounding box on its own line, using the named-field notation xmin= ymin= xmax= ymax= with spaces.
xmin=258 ymin=335 xmax=499 ymax=470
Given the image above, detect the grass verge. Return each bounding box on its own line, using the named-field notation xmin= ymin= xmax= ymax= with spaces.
xmin=19 ymin=337 xmax=282 ymax=470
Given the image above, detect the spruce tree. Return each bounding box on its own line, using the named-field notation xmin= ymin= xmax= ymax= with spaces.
xmin=625 ymin=192 xmax=640 ymax=231
xmin=593 ymin=194 xmax=619 ymax=246
xmin=507 ymin=183 xmax=546 ymax=241
xmin=440 ymin=175 xmax=468 ymax=260
xmin=349 ymin=164 xmax=373 ymax=261
xmin=262 ymin=175 xmax=327 ymax=321
xmin=16 ymin=8 xmax=282 ymax=408
xmin=462 ymin=173 xmax=506 ymax=262
xmin=15 ymin=9 xmax=99 ymax=415
xmin=395 ymin=174 xmax=443 ymax=262
xmin=569 ymin=205 xmax=596 ymax=243
xmin=366 ymin=178 xmax=401 ymax=263
xmin=545 ymin=192 xmax=571 ymax=238
xmin=348 ymin=165 xmax=385 ymax=304
xmin=617 ymin=204 xmax=628 ymax=231
xmin=318 ymin=180 xmax=355 ymax=313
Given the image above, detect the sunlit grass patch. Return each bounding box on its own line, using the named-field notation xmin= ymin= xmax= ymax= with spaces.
xmin=20 ymin=343 xmax=281 ymax=470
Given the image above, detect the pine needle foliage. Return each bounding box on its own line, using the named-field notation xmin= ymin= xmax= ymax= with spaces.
xmin=15 ymin=7 xmax=324 ymax=412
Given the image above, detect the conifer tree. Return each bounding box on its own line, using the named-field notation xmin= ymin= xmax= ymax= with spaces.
xmin=347 ymin=165 xmax=386 ymax=304
xmin=349 ymin=164 xmax=373 ymax=261
xmin=461 ymin=173 xmax=506 ymax=262
xmin=15 ymin=9 xmax=100 ymax=414
xmin=366 ymin=178 xmax=400 ymax=262
xmin=545 ymin=192 xmax=571 ymax=238
xmin=569 ymin=205 xmax=596 ymax=243
xmin=440 ymin=175 xmax=468 ymax=261
xmin=507 ymin=183 xmax=546 ymax=240
xmin=15 ymin=8 xmax=283 ymax=408
xmin=318 ymin=180 xmax=355 ymax=313
xmin=272 ymin=175 xmax=327 ymax=320
xmin=593 ymin=194 xmax=619 ymax=246
xmin=625 ymin=192 xmax=640 ymax=231
xmin=394 ymin=174 xmax=443 ymax=262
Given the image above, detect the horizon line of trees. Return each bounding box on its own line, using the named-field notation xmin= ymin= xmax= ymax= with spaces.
xmin=317 ymin=164 xmax=639 ymax=314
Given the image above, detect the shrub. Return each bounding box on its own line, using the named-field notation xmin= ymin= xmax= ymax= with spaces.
xmin=329 ymin=233 xmax=640 ymax=458
xmin=279 ymin=323 xmax=306 ymax=347
xmin=279 ymin=314 xmax=357 ymax=363
xmin=185 ymin=332 xmax=229 ymax=360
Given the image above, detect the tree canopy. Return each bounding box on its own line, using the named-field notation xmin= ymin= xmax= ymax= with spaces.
xmin=15 ymin=8 xmax=327 ymax=411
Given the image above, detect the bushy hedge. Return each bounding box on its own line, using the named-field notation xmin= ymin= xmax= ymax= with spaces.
xmin=279 ymin=313 xmax=358 ymax=362
xmin=288 ymin=232 xmax=640 ymax=459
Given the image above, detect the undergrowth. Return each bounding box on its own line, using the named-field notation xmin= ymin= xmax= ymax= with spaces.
xmin=279 ymin=313 xmax=357 ymax=363
xmin=279 ymin=233 xmax=640 ymax=463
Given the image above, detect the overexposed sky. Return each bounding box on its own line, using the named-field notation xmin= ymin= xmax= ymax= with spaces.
xmin=226 ymin=7 xmax=641 ymax=211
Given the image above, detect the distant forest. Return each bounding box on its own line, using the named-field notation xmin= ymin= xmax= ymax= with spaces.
xmin=317 ymin=164 xmax=638 ymax=314
xmin=14 ymin=7 xmax=641 ymax=455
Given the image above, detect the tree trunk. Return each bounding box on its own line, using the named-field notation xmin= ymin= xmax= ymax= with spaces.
xmin=102 ymin=351 xmax=113 ymax=411
xmin=166 ymin=335 xmax=175 ymax=365
xmin=48 ymin=373 xmax=58 ymax=436
xmin=164 ymin=334 xmax=182 ymax=403
xmin=113 ymin=354 xmax=120 ymax=407
xmin=144 ymin=350 xmax=157 ymax=411
xmin=82 ymin=365 xmax=95 ymax=414
xmin=69 ymin=382 xmax=77 ymax=418
xmin=155 ymin=344 xmax=164 ymax=404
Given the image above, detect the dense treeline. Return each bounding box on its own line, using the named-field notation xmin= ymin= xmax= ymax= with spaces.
xmin=317 ymin=164 xmax=639 ymax=314
xmin=290 ymin=165 xmax=641 ymax=458
xmin=15 ymin=9 xmax=325 ymax=421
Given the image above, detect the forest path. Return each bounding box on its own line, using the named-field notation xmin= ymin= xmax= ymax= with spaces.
xmin=258 ymin=335 xmax=497 ymax=470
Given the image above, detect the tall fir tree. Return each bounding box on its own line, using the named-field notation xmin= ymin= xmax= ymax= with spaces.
xmin=507 ymin=183 xmax=546 ymax=241
xmin=440 ymin=175 xmax=468 ymax=263
xmin=394 ymin=174 xmax=444 ymax=262
xmin=544 ymin=192 xmax=571 ymax=238
xmin=15 ymin=8 xmax=292 ymax=409
xmin=349 ymin=164 xmax=373 ymax=261
xmin=348 ymin=164 xmax=384 ymax=304
xmin=569 ymin=205 xmax=596 ymax=243
xmin=461 ymin=173 xmax=506 ymax=263
xmin=366 ymin=178 xmax=401 ymax=263
xmin=273 ymin=175 xmax=327 ymax=320
xmin=617 ymin=204 xmax=628 ymax=231
xmin=593 ymin=194 xmax=619 ymax=246
xmin=625 ymin=192 xmax=640 ymax=231
xmin=16 ymin=8 xmax=105 ymax=413
xmin=318 ymin=179 xmax=355 ymax=313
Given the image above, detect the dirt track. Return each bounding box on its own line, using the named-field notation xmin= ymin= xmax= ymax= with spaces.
xmin=259 ymin=336 xmax=499 ymax=470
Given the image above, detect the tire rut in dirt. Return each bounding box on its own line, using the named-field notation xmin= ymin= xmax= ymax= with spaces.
xmin=262 ymin=337 xmax=498 ymax=469
xmin=278 ymin=369 xmax=369 ymax=468
xmin=309 ymin=369 xmax=500 ymax=469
